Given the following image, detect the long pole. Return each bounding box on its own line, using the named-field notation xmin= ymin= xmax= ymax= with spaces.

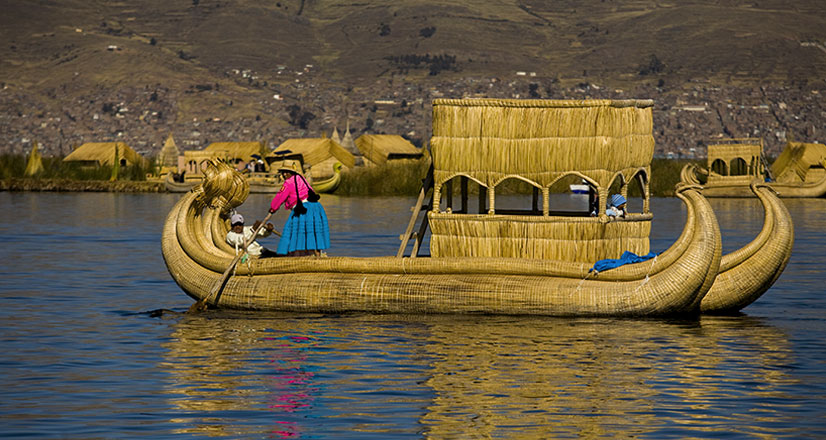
xmin=188 ymin=211 xmax=274 ymax=313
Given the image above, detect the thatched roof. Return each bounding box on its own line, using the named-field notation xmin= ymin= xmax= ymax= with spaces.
xmin=204 ymin=142 xmax=266 ymax=161
xmin=771 ymin=141 xmax=826 ymax=183
xmin=274 ymin=138 xmax=356 ymax=169
xmin=157 ymin=134 xmax=180 ymax=168
xmin=430 ymin=98 xmax=654 ymax=189
xmin=340 ymin=126 xmax=359 ymax=156
xmin=63 ymin=142 xmax=147 ymax=166
xmin=355 ymin=134 xmax=422 ymax=166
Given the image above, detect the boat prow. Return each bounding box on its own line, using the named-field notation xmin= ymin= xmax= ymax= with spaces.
xmin=313 ymin=162 xmax=343 ymax=194
xmin=700 ymin=183 xmax=794 ymax=313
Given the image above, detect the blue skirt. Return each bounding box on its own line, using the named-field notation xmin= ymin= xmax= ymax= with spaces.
xmin=277 ymin=201 xmax=330 ymax=254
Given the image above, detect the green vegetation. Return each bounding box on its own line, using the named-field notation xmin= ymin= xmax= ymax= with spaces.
xmin=648 ymin=158 xmax=703 ymax=197
xmin=0 ymin=153 xmax=156 ymax=181
xmin=337 ymin=158 xmax=431 ymax=196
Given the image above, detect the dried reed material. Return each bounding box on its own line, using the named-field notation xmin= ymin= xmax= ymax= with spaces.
xmin=707 ymin=142 xmax=762 ymax=164
xmin=205 ymin=142 xmax=266 ymax=162
xmin=275 ymin=138 xmax=357 ymax=168
xmin=355 ymin=134 xmax=422 ymax=166
xmin=63 ymin=142 xmax=147 ymax=167
xmin=428 ymin=213 xmax=651 ymax=262
xmin=157 ymin=134 xmax=180 ymax=168
xmin=430 ymin=99 xmax=654 ymax=190
xmin=682 ymin=157 xmax=826 ymax=198
xmin=161 ymin=173 xmax=725 ymax=316
xmin=700 ymin=184 xmax=794 ymax=313
xmin=771 ymin=141 xmax=826 ymax=183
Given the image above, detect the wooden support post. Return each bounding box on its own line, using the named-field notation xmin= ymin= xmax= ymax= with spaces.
xmin=488 ymin=186 xmax=495 ymax=215
xmin=542 ymin=187 xmax=550 ymax=216
xmin=445 ymin=180 xmax=453 ymax=211
xmin=636 ymin=173 xmax=648 ymax=214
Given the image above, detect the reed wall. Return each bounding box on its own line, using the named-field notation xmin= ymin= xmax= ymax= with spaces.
xmin=429 ymin=213 xmax=651 ymax=262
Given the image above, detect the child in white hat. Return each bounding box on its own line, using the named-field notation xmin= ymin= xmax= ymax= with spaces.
xmin=225 ymin=213 xmax=278 ymax=258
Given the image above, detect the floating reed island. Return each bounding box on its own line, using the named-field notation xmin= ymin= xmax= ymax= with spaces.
xmin=162 ymin=98 xmax=793 ymax=316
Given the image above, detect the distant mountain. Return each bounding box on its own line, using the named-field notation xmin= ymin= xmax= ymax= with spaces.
xmin=1 ymin=0 xmax=824 ymax=156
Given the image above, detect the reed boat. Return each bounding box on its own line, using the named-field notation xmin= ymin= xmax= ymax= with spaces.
xmin=681 ymin=139 xmax=826 ymax=198
xmin=164 ymin=172 xmax=199 ymax=193
xmin=165 ymin=171 xmax=285 ymax=194
xmin=161 ymin=98 xmax=791 ymax=316
xmin=164 ymin=99 xmax=715 ymax=316
xmin=313 ymin=162 xmax=343 ymax=194
xmin=246 ymin=172 xmax=282 ymax=194
xmin=162 ymin=171 xmax=721 ymax=316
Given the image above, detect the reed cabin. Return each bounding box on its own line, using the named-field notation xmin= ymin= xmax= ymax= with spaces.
xmin=705 ymin=139 xmax=767 ymax=185
xmin=402 ymin=99 xmax=655 ymax=263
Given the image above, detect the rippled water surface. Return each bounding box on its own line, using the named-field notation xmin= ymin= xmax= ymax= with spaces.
xmin=1 ymin=192 xmax=825 ymax=438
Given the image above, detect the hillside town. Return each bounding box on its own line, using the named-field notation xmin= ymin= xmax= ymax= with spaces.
xmin=1 ymin=66 xmax=823 ymax=161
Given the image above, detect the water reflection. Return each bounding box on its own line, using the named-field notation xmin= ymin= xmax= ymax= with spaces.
xmin=160 ymin=313 xmax=797 ymax=438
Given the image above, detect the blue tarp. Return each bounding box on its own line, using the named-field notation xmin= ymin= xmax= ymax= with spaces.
xmin=589 ymin=251 xmax=659 ymax=273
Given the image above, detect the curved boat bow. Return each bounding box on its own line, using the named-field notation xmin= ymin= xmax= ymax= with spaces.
xmin=700 ymin=183 xmax=794 ymax=313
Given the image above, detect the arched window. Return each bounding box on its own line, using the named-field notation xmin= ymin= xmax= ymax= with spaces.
xmin=493 ymin=176 xmax=542 ymax=216
xmin=711 ymin=159 xmax=728 ymax=175
xmin=626 ymin=170 xmax=648 ymax=214
xmin=729 ymin=158 xmax=748 ymax=176
xmin=549 ymin=173 xmax=594 ymax=216
xmin=438 ymin=175 xmax=485 ymax=214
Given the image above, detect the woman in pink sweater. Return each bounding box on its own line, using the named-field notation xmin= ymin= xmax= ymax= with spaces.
xmin=269 ymin=160 xmax=330 ymax=256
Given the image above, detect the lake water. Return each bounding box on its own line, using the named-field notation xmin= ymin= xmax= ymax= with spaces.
xmin=1 ymin=192 xmax=825 ymax=439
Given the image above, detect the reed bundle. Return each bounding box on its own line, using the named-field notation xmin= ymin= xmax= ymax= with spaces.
xmin=430 ymin=99 xmax=654 ymax=190
xmin=429 ymin=213 xmax=651 ymax=262
xmin=276 ymin=138 xmax=356 ymax=168
xmin=771 ymin=141 xmax=826 ymax=183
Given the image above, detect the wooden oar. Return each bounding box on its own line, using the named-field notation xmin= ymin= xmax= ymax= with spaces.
xmin=188 ymin=211 xmax=275 ymax=313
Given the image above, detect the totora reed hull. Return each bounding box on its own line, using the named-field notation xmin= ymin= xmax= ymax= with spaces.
xmin=162 ymin=177 xmax=724 ymax=317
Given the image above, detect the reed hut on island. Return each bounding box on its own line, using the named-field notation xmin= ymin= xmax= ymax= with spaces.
xmin=157 ymin=134 xmax=180 ymax=173
xmin=24 ymin=141 xmax=44 ymax=176
xmin=771 ymin=141 xmax=826 ymax=185
xmin=426 ymin=98 xmax=654 ymax=263
xmin=274 ymin=138 xmax=356 ymax=180
xmin=63 ymin=142 xmax=147 ymax=167
xmin=356 ymin=134 xmax=423 ymax=166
